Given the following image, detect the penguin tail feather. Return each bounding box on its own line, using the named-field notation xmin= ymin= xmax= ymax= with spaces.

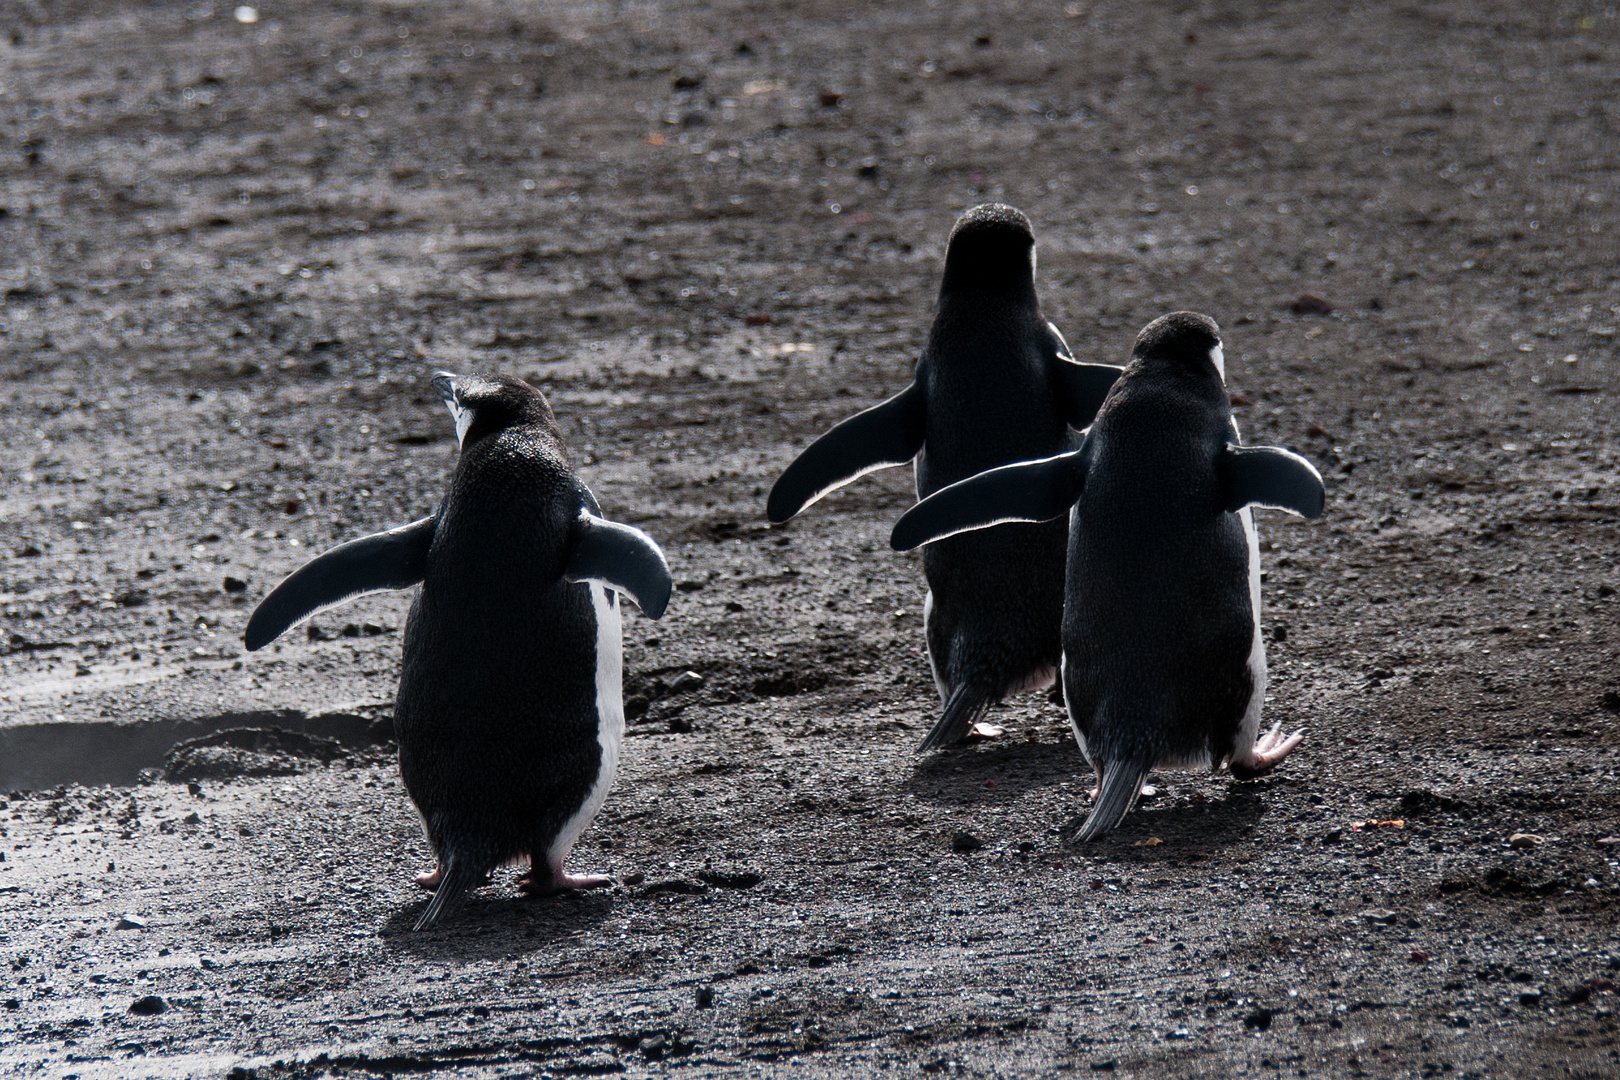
xmin=412 ymin=857 xmax=483 ymax=932
xmin=1072 ymin=760 xmax=1151 ymax=843
xmin=918 ymin=682 xmax=994 ymax=752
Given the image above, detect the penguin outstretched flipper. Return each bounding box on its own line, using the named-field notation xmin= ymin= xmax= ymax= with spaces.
xmin=765 ymin=380 xmax=926 ymax=523
xmin=1050 ymin=358 xmax=1123 ymax=430
xmin=563 ymin=512 xmax=673 ymax=619
xmin=1044 ymin=322 xmax=1121 ymax=431
xmin=243 ymin=514 xmax=437 ymax=651
xmin=890 ymin=447 xmax=1088 ymax=552
xmin=1219 ymin=445 xmax=1326 ymax=519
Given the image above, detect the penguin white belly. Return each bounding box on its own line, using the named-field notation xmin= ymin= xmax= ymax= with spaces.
xmin=545 ymin=582 xmax=624 ymax=873
xmin=1230 ymin=506 xmax=1267 ymax=762
xmin=1060 ymin=653 xmax=1094 ymax=767
xmin=921 ymin=589 xmax=948 ymax=702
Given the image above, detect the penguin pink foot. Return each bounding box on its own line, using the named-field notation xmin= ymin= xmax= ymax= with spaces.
xmin=517 ymin=865 xmax=612 ymax=895
xmin=1228 ymin=722 xmax=1306 ymax=780
xmin=1086 ymin=781 xmax=1156 ymax=802
xmin=414 ymin=865 xmax=493 ymax=891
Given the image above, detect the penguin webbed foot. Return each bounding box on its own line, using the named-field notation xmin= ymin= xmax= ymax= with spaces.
xmin=517 ymin=868 xmax=613 ymax=895
xmin=1228 ymin=722 xmax=1306 ymax=780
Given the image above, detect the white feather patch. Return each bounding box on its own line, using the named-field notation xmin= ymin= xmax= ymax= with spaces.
xmin=1231 ymin=506 xmax=1267 ymax=762
xmin=1210 ymin=342 xmax=1226 ymax=383
xmin=922 ymin=589 xmax=947 ymax=704
xmin=545 ymin=582 xmax=624 ymax=874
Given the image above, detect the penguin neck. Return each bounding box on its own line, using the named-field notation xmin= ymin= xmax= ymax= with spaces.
xmin=936 ymin=275 xmax=1038 ymax=309
xmin=1129 ymin=354 xmax=1227 ymax=396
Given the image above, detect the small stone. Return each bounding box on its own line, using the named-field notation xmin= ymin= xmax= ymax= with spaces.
xmin=1290 ymin=292 xmax=1333 ymax=316
xmin=115 ymin=915 xmax=146 ymax=931
xmin=1595 ymin=836 xmax=1620 ymax=848
xmin=1359 ymin=908 xmax=1399 ymax=924
xmin=950 ymin=830 xmax=983 ymax=853
xmin=667 ymin=670 xmax=706 ymax=693
xmin=639 ymin=1033 xmax=668 ymax=1061
xmin=622 ymin=871 xmax=645 ymax=887
xmin=1508 ymin=833 xmax=1543 ymax=849
xmin=1132 ymin=837 xmax=1163 ymax=848
xmin=1410 ymin=950 xmax=1430 ymax=963
xmin=222 ymin=576 xmax=248 ymax=594
xmin=695 ymin=986 xmax=715 ymax=1009
xmin=1518 ymin=989 xmax=1544 ymax=1006
xmin=128 ymin=995 xmax=167 ymax=1015
xmin=1243 ymin=1007 xmax=1273 ymax=1030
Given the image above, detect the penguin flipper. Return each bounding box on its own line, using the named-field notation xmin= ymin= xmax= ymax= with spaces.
xmin=563 ymin=512 xmax=673 ymax=620
xmin=1049 ymin=355 xmax=1123 ymax=431
xmin=1219 ymin=445 xmax=1326 ymax=519
xmin=890 ymin=448 xmax=1087 ymax=552
xmin=243 ymin=514 xmax=436 ymax=651
xmin=765 ymin=380 xmax=926 ymax=522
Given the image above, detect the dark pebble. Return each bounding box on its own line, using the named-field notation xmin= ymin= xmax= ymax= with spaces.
xmin=950 ymin=830 xmax=983 ymax=853
xmin=1290 ymin=292 xmax=1334 ymax=315
xmin=129 ymin=995 xmax=167 ymax=1015
xmin=695 ymin=986 xmax=715 ymax=1009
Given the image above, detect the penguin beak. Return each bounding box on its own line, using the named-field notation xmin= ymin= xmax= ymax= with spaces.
xmin=431 ymin=372 xmax=473 ymax=449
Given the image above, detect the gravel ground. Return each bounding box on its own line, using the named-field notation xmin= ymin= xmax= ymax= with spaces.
xmin=0 ymin=1 xmax=1617 ymax=1077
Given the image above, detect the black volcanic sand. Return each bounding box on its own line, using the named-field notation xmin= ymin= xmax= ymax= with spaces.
xmin=0 ymin=1 xmax=1617 ymax=1077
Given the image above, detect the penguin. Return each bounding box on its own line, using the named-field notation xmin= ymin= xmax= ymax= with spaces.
xmin=244 ymin=372 xmax=672 ymax=929
xmin=766 ymin=203 xmax=1123 ymax=750
xmin=891 ymin=312 xmax=1324 ymax=840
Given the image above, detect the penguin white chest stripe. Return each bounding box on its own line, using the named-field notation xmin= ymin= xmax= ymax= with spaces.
xmin=545 ymin=582 xmax=624 ymax=872
xmin=1234 ymin=506 xmax=1267 ymax=759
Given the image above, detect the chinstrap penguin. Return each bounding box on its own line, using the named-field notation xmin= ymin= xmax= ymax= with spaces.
xmin=891 ymin=312 xmax=1324 ymax=840
xmin=244 ymin=372 xmax=672 ymax=929
xmin=767 ymin=204 xmax=1123 ymax=750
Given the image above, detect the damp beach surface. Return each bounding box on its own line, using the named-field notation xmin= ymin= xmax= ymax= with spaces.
xmin=0 ymin=1 xmax=1617 ymax=1077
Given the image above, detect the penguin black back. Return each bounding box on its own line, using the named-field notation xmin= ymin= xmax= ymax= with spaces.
xmin=243 ymin=371 xmax=671 ymax=930
xmin=767 ymin=204 xmax=1125 ymax=751
xmin=1062 ymin=313 xmax=1254 ymax=778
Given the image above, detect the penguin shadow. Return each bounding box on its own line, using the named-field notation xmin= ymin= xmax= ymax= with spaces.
xmin=905 ymin=735 xmax=1088 ymax=806
xmin=378 ymin=881 xmax=615 ymax=957
xmin=1068 ymin=779 xmax=1277 ymax=854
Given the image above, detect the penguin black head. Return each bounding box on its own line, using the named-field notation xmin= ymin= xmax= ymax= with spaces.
xmin=431 ymin=371 xmax=558 ymax=449
xmin=1130 ymin=311 xmax=1225 ymax=384
xmin=940 ymin=203 xmax=1037 ymax=296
